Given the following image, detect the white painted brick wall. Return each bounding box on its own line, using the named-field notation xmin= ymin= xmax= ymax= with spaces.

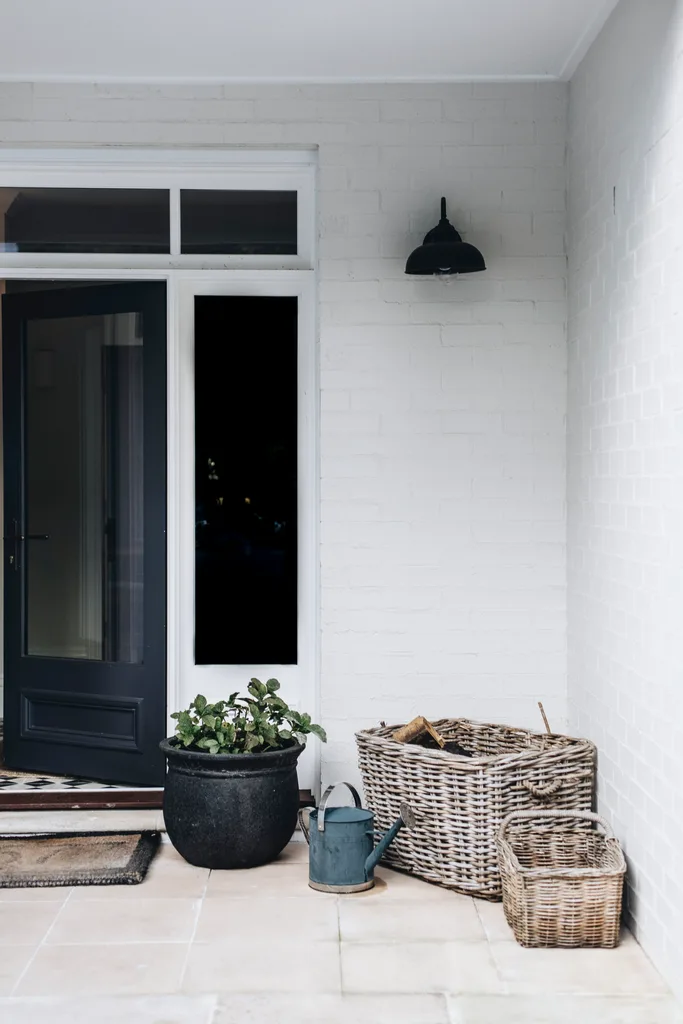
xmin=0 ymin=80 xmax=568 ymax=789
xmin=568 ymin=0 xmax=683 ymax=1000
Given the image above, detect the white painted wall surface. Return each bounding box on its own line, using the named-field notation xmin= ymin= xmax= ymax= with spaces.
xmin=568 ymin=0 xmax=683 ymax=1000
xmin=0 ymin=81 xmax=568 ymax=790
xmin=0 ymin=1 xmax=618 ymax=83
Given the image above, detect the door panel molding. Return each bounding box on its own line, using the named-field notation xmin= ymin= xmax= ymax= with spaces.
xmin=22 ymin=689 xmax=143 ymax=751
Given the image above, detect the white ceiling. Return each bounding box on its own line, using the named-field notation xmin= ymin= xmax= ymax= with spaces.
xmin=0 ymin=0 xmax=619 ymax=84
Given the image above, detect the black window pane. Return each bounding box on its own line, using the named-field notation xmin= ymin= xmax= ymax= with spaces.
xmin=1 ymin=188 xmax=170 ymax=253
xmin=181 ymin=191 xmax=297 ymax=255
xmin=194 ymin=296 xmax=298 ymax=664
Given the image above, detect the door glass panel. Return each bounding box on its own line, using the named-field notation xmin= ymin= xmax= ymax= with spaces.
xmin=0 ymin=188 xmax=170 ymax=253
xmin=25 ymin=312 xmax=144 ymax=662
xmin=194 ymin=296 xmax=298 ymax=664
xmin=180 ymin=191 xmax=297 ymax=254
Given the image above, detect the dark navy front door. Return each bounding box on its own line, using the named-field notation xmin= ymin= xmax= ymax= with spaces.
xmin=2 ymin=282 xmax=167 ymax=785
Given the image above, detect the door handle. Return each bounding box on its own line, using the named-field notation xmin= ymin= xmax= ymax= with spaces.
xmin=3 ymin=519 xmax=49 ymax=570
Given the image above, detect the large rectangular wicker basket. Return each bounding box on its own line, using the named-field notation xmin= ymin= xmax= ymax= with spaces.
xmin=356 ymin=718 xmax=595 ymax=899
xmin=496 ymin=809 xmax=626 ymax=947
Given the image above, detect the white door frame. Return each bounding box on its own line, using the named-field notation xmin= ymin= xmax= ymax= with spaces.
xmin=0 ymin=148 xmax=320 ymax=791
xmin=172 ymin=273 xmax=319 ymax=788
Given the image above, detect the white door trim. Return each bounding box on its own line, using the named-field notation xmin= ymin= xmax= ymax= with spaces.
xmin=170 ymin=273 xmax=319 ymax=789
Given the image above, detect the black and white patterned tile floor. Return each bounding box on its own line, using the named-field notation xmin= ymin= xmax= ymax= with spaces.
xmin=0 ymin=772 xmax=152 ymax=793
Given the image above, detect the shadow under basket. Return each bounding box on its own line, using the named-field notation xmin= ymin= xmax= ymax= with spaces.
xmin=496 ymin=809 xmax=626 ymax=947
xmin=356 ymin=718 xmax=596 ymax=899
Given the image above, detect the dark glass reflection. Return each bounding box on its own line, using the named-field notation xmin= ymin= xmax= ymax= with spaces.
xmin=181 ymin=191 xmax=297 ymax=255
xmin=25 ymin=312 xmax=144 ymax=662
xmin=194 ymin=296 xmax=298 ymax=665
xmin=1 ymin=188 xmax=169 ymax=253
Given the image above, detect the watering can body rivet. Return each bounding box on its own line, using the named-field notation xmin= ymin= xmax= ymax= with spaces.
xmin=298 ymin=782 xmax=416 ymax=894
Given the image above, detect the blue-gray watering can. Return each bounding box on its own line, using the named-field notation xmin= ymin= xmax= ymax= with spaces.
xmin=298 ymin=781 xmax=416 ymax=893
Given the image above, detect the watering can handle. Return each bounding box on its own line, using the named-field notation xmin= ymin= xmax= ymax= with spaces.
xmin=317 ymin=781 xmax=362 ymax=832
xmin=298 ymin=808 xmax=312 ymax=845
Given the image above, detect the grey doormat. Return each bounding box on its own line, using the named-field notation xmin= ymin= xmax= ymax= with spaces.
xmin=0 ymin=830 xmax=161 ymax=887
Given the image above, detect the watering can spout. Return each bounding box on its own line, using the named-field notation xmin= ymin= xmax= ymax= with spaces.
xmin=364 ymin=801 xmax=416 ymax=879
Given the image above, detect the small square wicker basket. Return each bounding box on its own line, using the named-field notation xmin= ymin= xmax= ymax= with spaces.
xmin=496 ymin=809 xmax=626 ymax=948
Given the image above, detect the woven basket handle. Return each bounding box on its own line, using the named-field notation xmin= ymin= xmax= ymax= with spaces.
xmin=497 ymin=808 xmax=616 ymax=841
xmin=519 ymin=772 xmax=590 ymax=801
xmin=520 ymin=779 xmax=563 ymax=799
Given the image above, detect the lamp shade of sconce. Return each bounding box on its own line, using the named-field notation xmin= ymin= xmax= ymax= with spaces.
xmin=405 ymin=197 xmax=486 ymax=276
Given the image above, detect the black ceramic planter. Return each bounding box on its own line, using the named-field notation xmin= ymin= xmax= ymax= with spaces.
xmin=159 ymin=738 xmax=304 ymax=869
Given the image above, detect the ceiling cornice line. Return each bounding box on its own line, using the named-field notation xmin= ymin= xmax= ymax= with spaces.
xmin=0 ymin=74 xmax=563 ymax=86
xmin=559 ymin=0 xmax=620 ymax=80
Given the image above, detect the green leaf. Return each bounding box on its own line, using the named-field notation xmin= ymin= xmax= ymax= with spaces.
xmin=248 ymin=678 xmax=267 ymax=698
xmin=194 ymin=695 xmax=207 ymax=714
xmin=308 ymin=723 xmax=327 ymax=743
xmin=267 ymin=696 xmax=287 ymax=712
xmin=266 ymin=678 xmax=280 ymax=693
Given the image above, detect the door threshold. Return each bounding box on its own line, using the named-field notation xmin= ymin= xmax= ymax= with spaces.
xmin=0 ymin=789 xmax=164 ymax=811
xmin=0 ymin=787 xmax=315 ymax=812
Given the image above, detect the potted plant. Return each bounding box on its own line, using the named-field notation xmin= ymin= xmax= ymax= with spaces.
xmin=160 ymin=678 xmax=326 ymax=869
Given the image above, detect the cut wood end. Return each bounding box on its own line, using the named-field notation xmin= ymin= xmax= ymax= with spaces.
xmin=392 ymin=715 xmax=445 ymax=748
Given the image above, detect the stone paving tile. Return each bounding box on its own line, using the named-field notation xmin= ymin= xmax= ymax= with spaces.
xmin=0 ymin=839 xmax=676 ymax=1023
xmin=0 ymin=995 xmax=218 ymax=1024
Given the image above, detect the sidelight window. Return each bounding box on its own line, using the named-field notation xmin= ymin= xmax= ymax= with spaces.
xmin=194 ymin=295 xmax=298 ymax=665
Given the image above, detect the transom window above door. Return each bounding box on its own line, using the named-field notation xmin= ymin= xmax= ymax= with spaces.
xmin=2 ymin=188 xmax=170 ymax=254
xmin=0 ymin=149 xmax=315 ymax=269
xmin=1 ymin=187 xmax=297 ymax=256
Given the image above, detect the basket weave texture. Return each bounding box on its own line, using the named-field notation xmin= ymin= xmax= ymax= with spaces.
xmin=356 ymin=718 xmax=595 ymax=899
xmin=496 ymin=809 xmax=626 ymax=947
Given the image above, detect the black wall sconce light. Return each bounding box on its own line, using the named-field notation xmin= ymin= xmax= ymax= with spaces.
xmin=405 ymin=197 xmax=486 ymax=276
